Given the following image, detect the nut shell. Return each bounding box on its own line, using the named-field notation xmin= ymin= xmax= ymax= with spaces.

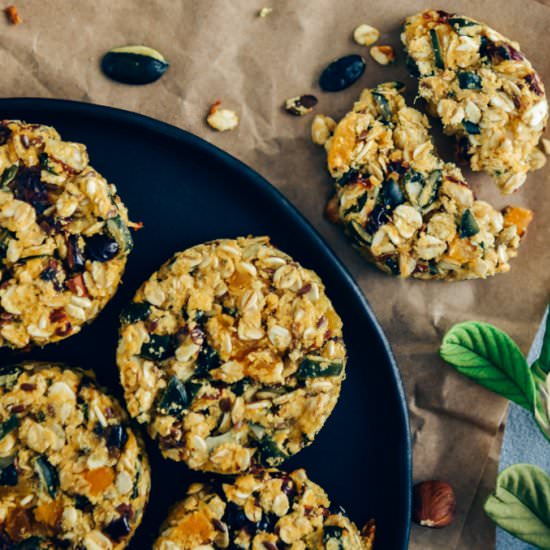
xmin=413 ymin=480 xmax=456 ymax=528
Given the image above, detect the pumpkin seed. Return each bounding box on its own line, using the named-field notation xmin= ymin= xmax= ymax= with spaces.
xmin=417 ymin=169 xmax=442 ymax=209
xmin=0 ymin=415 xmax=18 ymax=440
xmin=319 ymin=54 xmax=366 ymax=92
xmin=157 ymin=377 xmax=190 ymax=417
xmin=139 ymin=334 xmax=176 ymax=361
xmin=120 ymin=302 xmax=151 ymax=324
xmin=430 ymin=29 xmax=445 ymax=70
xmin=297 ymin=356 xmax=344 ymax=379
xmin=106 ymin=215 xmax=133 ymax=254
xmin=101 ymin=45 xmax=169 ymax=85
xmin=458 ymin=71 xmax=482 ymax=90
xmin=35 ymin=456 xmax=59 ymax=499
xmin=460 ymin=209 xmax=480 ymax=238
xmin=463 ymin=120 xmax=481 ymax=134
xmin=1 ymin=165 xmax=18 ymax=188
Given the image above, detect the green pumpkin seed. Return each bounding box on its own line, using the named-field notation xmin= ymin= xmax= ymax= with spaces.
xmin=458 ymin=71 xmax=482 ymax=90
xmin=1 ymin=164 xmax=18 ymax=187
xmin=460 ymin=209 xmax=480 ymax=238
xmin=101 ymin=45 xmax=169 ymax=85
xmin=297 ymin=356 xmax=344 ymax=379
xmin=35 ymin=456 xmax=59 ymax=499
xmin=106 ymin=216 xmax=133 ymax=254
xmin=430 ymin=29 xmax=445 ymax=70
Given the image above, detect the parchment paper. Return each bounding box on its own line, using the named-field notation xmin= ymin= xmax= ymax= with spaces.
xmin=2 ymin=1 xmax=550 ymax=547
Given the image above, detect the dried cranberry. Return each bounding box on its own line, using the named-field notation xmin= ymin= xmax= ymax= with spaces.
xmin=104 ymin=516 xmax=131 ymax=541
xmin=455 ymin=136 xmax=471 ymax=164
xmin=364 ymin=204 xmax=390 ymax=235
xmin=219 ymin=398 xmax=232 ymax=412
xmin=10 ymin=166 xmax=51 ymax=215
xmin=86 ymin=234 xmax=119 ymax=262
xmin=106 ymin=425 xmax=129 ymax=451
xmin=526 ymin=73 xmax=544 ymax=96
xmin=66 ymin=235 xmax=85 ymax=272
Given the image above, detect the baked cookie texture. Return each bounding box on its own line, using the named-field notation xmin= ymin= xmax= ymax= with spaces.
xmin=0 ymin=362 xmax=150 ymax=549
xmin=323 ymin=82 xmax=532 ymax=280
xmin=0 ymin=120 xmax=135 ymax=349
xmin=117 ymin=236 xmax=346 ymax=474
xmin=402 ymin=9 xmax=547 ymax=193
xmin=153 ymin=468 xmax=374 ymax=550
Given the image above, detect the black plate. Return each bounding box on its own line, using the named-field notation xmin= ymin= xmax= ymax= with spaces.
xmin=0 ymin=99 xmax=411 ymax=549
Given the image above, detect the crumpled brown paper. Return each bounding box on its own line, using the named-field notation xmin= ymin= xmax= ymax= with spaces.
xmin=2 ymin=0 xmax=550 ymax=547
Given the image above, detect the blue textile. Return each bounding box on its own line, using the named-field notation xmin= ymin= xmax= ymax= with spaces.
xmin=497 ymin=311 xmax=550 ymax=550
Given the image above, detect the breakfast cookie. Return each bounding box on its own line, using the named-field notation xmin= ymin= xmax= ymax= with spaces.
xmin=401 ymin=9 xmax=548 ymax=193
xmin=0 ymin=120 xmax=135 ymax=349
xmin=117 ymin=236 xmax=346 ymax=474
xmin=0 ymin=362 xmax=150 ymax=549
xmin=153 ymin=467 xmax=374 ymax=549
xmin=322 ymin=82 xmax=532 ymax=280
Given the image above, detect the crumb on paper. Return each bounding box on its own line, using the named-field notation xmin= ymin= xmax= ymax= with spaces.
xmin=206 ymin=101 xmax=239 ymax=132
xmin=259 ymin=7 xmax=273 ymax=18
xmin=284 ymin=94 xmax=318 ymax=116
xmin=542 ymin=138 xmax=550 ymax=155
xmin=369 ymin=45 xmax=396 ymax=66
xmin=311 ymin=114 xmax=336 ymax=146
xmin=353 ymin=24 xmax=379 ymax=46
xmin=4 ymin=5 xmax=22 ymax=25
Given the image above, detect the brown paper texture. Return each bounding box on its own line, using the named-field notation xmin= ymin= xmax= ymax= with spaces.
xmin=2 ymin=1 xmax=550 ymax=547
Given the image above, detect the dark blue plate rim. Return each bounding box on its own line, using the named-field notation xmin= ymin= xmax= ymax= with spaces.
xmin=0 ymin=97 xmax=412 ymax=547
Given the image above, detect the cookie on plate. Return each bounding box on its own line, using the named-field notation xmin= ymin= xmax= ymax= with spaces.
xmin=401 ymin=9 xmax=547 ymax=193
xmin=0 ymin=120 xmax=135 ymax=349
xmin=0 ymin=362 xmax=150 ymax=548
xmin=153 ymin=467 xmax=374 ymax=549
xmin=117 ymin=236 xmax=346 ymax=474
xmin=322 ymin=82 xmax=532 ymax=280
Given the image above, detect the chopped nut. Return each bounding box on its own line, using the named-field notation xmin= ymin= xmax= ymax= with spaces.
xmin=258 ymin=7 xmax=273 ymax=18
xmin=284 ymin=95 xmax=318 ymax=116
xmin=311 ymin=114 xmax=336 ymax=146
xmin=4 ymin=5 xmax=22 ymax=25
xmin=206 ymin=102 xmax=239 ymax=132
xmin=369 ymin=45 xmax=396 ymax=66
xmin=542 ymin=138 xmax=550 ymax=155
xmin=353 ymin=24 xmax=379 ymax=46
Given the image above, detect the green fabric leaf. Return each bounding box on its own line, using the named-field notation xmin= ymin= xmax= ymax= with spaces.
xmin=485 ymin=464 xmax=550 ymax=548
xmin=440 ymin=321 xmax=535 ymax=410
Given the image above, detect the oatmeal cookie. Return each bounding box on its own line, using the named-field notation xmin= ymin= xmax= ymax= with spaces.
xmin=323 ymin=82 xmax=532 ymax=280
xmin=0 ymin=362 xmax=150 ymax=549
xmin=117 ymin=237 xmax=346 ymax=474
xmin=401 ymin=9 xmax=548 ymax=193
xmin=153 ymin=468 xmax=373 ymax=549
xmin=0 ymin=120 xmax=135 ymax=349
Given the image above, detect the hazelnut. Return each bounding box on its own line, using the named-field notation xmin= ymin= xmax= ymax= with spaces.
xmin=413 ymin=480 xmax=456 ymax=528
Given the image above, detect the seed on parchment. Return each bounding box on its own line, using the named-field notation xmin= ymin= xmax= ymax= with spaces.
xmin=311 ymin=114 xmax=336 ymax=146
xmin=207 ymin=101 xmax=239 ymax=132
xmin=258 ymin=7 xmax=273 ymax=18
xmin=101 ymin=45 xmax=169 ymax=85
xmin=353 ymin=24 xmax=379 ymax=46
xmin=319 ymin=54 xmax=366 ymax=92
xmin=284 ymin=95 xmax=318 ymax=116
xmin=369 ymin=45 xmax=396 ymax=66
